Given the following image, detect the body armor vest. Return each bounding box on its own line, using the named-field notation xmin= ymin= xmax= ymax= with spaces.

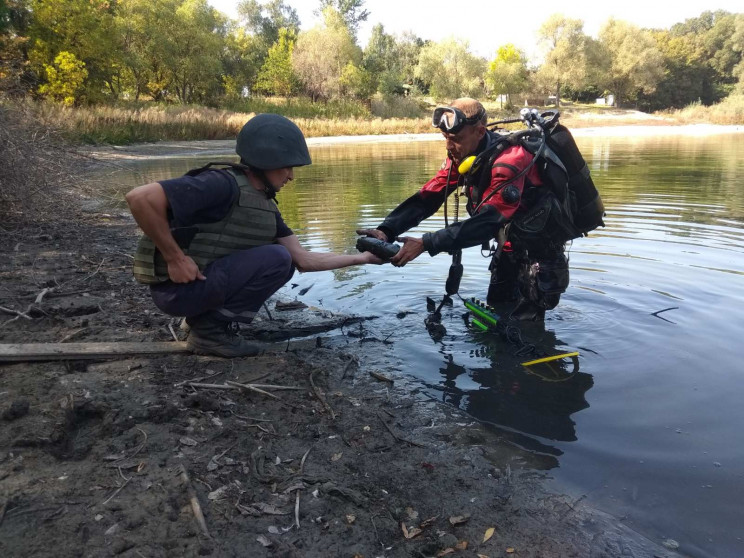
xmin=133 ymin=168 xmax=278 ymax=285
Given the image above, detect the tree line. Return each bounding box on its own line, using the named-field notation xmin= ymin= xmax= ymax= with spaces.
xmin=1 ymin=0 xmax=743 ymax=111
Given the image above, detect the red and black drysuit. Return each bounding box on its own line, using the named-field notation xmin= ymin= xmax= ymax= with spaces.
xmin=375 ymin=130 xmax=569 ymax=318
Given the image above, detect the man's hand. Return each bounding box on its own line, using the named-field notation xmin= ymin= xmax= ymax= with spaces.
xmin=391 ymin=236 xmax=425 ymax=267
xmin=355 ymin=228 xmax=387 ymax=242
xmin=167 ymin=254 xmax=206 ymax=283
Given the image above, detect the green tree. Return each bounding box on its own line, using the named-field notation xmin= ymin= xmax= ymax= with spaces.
xmin=291 ymin=7 xmax=361 ymax=100
xmin=28 ymin=0 xmax=120 ymax=100
xmin=0 ymin=0 xmax=31 ymax=93
xmin=38 ymin=50 xmax=87 ymax=105
xmin=221 ymin=25 xmax=264 ymax=100
xmin=535 ymin=14 xmax=591 ymax=107
xmin=238 ymin=0 xmax=299 ymax=47
xmin=169 ymin=0 xmax=226 ymax=104
xmin=669 ymin=11 xmax=742 ymax=102
xmin=362 ymin=23 xmax=394 ymax=92
xmin=597 ymin=18 xmax=664 ymax=107
xmin=733 ymin=14 xmax=744 ymax=93
xmin=116 ymin=0 xmax=226 ymax=104
xmin=485 ymin=44 xmax=528 ymax=107
xmin=638 ymin=30 xmax=707 ymax=110
xmin=414 ymin=37 xmax=485 ymax=100
xmin=316 ymin=0 xmax=368 ymax=38
xmin=339 ymin=61 xmax=374 ymax=99
xmin=254 ymin=27 xmax=297 ymax=96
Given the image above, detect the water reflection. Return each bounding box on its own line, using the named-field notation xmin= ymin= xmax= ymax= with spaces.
xmin=431 ymin=324 xmax=593 ymax=455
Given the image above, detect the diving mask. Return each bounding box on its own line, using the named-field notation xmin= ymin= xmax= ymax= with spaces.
xmin=432 ymin=106 xmax=485 ymax=134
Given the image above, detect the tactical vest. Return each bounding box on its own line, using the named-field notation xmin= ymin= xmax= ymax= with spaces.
xmin=133 ymin=168 xmax=278 ymax=285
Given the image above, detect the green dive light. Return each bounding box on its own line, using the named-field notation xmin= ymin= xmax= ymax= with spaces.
xmin=464 ymin=297 xmax=500 ymax=331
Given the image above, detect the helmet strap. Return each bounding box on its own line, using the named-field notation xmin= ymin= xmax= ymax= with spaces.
xmin=248 ymin=167 xmax=278 ymax=201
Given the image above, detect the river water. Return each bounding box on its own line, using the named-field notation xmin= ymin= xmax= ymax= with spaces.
xmin=106 ymin=131 xmax=744 ymax=558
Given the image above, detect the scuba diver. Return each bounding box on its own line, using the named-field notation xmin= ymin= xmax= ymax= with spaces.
xmin=127 ymin=113 xmax=382 ymax=358
xmin=357 ymin=97 xmax=604 ymax=321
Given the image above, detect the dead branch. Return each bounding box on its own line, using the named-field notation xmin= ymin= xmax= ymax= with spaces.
xmin=179 ymin=465 xmax=211 ymax=538
xmin=309 ymin=370 xmax=336 ymax=419
xmin=377 ymin=413 xmax=426 ymax=448
xmin=167 ymin=322 xmax=179 ymax=343
xmin=226 ymin=380 xmax=282 ymax=401
xmin=0 ymin=305 xmax=33 ymax=320
xmin=294 ymin=490 xmax=300 ymax=529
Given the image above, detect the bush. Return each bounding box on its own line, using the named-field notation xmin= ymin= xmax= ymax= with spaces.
xmin=0 ymin=99 xmax=82 ymax=226
xmin=668 ymin=94 xmax=744 ymax=125
xmin=370 ymin=94 xmax=427 ymax=119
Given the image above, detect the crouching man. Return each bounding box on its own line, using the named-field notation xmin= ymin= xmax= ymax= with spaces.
xmin=126 ymin=114 xmax=380 ymax=357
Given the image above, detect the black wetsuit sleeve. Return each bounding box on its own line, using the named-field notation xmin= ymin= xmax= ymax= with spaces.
xmin=377 ymin=192 xmax=446 ymax=242
xmin=421 ymin=205 xmax=508 ymax=256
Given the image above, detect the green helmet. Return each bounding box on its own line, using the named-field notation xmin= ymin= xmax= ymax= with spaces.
xmin=236 ymin=113 xmax=311 ymax=170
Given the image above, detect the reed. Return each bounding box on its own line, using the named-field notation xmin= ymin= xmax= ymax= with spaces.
xmin=28 ymin=100 xmax=439 ymax=144
xmin=667 ymin=95 xmax=744 ymax=125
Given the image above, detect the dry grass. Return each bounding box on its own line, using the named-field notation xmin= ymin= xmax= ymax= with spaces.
xmin=29 ymin=101 xmax=437 ymax=144
xmin=665 ymin=94 xmax=744 ymax=125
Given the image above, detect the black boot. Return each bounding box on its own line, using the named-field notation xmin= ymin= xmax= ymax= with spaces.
xmin=186 ymin=316 xmax=264 ymax=357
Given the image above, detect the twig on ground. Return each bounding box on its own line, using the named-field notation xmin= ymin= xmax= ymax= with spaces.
xmin=371 ymin=514 xmax=385 ymax=550
xmin=173 ymin=370 xmax=225 ymax=387
xmin=0 ymin=316 xmax=21 ymax=328
xmin=167 ymin=322 xmax=179 ymax=343
xmin=101 ymin=473 xmax=131 ymax=506
xmin=309 ymin=370 xmax=336 ymax=419
xmin=228 ymin=410 xmax=274 ymax=422
xmin=115 ymin=428 xmax=148 ymax=464
xmin=59 ymin=327 xmax=89 ymax=343
xmin=238 ymin=371 xmax=271 ymax=384
xmin=294 ymin=490 xmax=300 ymax=529
xmin=300 ymin=447 xmax=312 ymax=474
xmin=377 ymin=413 xmax=426 ymax=448
xmin=262 ymin=301 xmax=274 ymax=321
xmin=226 ymin=380 xmax=282 ymax=401
xmin=34 ymin=287 xmax=52 ymax=304
xmin=246 ymin=384 xmax=303 ymax=391
xmin=214 ymin=442 xmax=238 ymax=463
xmin=183 ymin=383 xmax=237 ymax=391
xmin=0 ymin=304 xmax=32 ymax=320
xmin=179 ymin=465 xmax=211 ymax=538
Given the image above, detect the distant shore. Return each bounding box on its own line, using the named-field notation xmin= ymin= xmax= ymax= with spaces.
xmin=85 ymin=123 xmax=744 ymax=161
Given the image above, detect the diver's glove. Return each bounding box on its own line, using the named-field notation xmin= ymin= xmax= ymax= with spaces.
xmin=356 ymin=236 xmax=400 ymax=261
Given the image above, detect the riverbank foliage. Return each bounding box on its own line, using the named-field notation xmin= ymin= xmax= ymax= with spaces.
xmin=667 ymin=94 xmax=744 ymax=125
xmin=16 ymin=100 xmax=437 ymax=144
xmin=1 ymin=1 xmax=743 ymax=143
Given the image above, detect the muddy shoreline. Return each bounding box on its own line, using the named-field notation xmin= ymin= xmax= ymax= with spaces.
xmin=0 ymin=201 xmax=685 ymax=556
